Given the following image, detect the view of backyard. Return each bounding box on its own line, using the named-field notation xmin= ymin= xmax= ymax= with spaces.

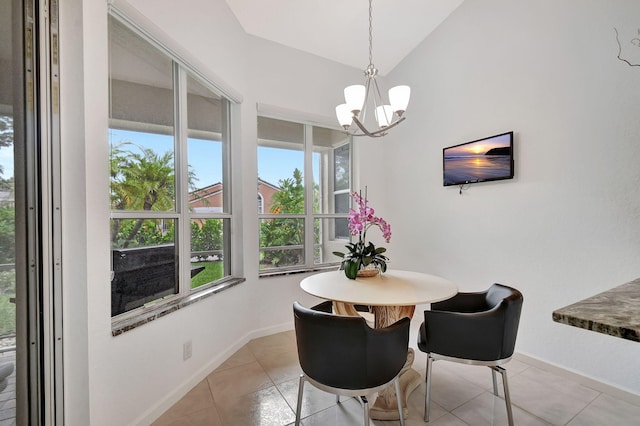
xmin=0 ymin=115 xmax=15 ymax=341
xmin=109 ymin=135 xmax=228 ymax=315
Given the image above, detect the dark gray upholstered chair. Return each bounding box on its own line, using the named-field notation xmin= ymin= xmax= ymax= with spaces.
xmin=293 ymin=301 xmax=410 ymax=426
xmin=417 ymin=283 xmax=523 ymax=425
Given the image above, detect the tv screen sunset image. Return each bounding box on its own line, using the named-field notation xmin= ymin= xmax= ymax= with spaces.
xmin=443 ymin=132 xmax=513 ymax=186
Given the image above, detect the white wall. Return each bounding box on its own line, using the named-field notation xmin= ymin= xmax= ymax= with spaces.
xmin=378 ymin=0 xmax=640 ymax=395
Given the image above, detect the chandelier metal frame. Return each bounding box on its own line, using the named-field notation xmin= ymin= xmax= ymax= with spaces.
xmin=335 ymin=0 xmax=410 ymax=138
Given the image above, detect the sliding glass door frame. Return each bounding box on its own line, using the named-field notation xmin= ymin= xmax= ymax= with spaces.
xmin=14 ymin=0 xmax=64 ymax=423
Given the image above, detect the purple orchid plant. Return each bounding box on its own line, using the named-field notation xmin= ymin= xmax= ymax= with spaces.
xmin=333 ymin=190 xmax=391 ymax=279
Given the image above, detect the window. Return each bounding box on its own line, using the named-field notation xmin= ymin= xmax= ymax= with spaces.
xmin=109 ymin=13 xmax=234 ymax=318
xmin=257 ymin=117 xmax=351 ymax=273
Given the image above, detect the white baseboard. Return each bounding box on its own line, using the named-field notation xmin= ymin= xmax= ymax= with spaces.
xmin=134 ymin=321 xmax=294 ymax=425
xmin=244 ymin=320 xmax=295 ymax=342
xmin=514 ymin=352 xmax=640 ymax=407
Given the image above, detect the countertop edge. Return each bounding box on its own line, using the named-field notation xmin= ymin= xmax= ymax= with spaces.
xmin=552 ymin=277 xmax=640 ymax=343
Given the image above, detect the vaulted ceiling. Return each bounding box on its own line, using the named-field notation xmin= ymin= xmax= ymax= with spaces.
xmin=224 ymin=0 xmax=465 ymax=75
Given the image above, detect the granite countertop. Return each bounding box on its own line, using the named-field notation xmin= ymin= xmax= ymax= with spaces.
xmin=552 ymin=277 xmax=640 ymax=342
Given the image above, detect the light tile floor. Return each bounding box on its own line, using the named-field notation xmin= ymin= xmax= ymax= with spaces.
xmin=152 ymin=318 xmax=640 ymax=426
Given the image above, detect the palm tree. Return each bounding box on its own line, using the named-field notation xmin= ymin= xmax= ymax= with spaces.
xmin=110 ymin=142 xmax=175 ymax=247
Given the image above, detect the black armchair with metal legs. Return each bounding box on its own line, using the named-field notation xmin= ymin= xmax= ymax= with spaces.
xmin=293 ymin=301 xmax=410 ymax=426
xmin=417 ymin=283 xmax=523 ymax=425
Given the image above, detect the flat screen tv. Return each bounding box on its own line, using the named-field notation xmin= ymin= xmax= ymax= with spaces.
xmin=443 ymin=131 xmax=514 ymax=186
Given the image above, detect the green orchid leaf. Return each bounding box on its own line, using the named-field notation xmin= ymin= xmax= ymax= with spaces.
xmin=344 ymin=260 xmax=359 ymax=279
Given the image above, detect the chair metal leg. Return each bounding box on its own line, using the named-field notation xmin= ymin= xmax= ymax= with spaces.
xmin=424 ymin=354 xmax=434 ymax=422
xmin=497 ymin=366 xmax=514 ymax=426
xmin=362 ymin=396 xmax=369 ymax=426
xmin=394 ymin=377 xmax=405 ymax=426
xmin=491 ymin=367 xmax=499 ymax=396
xmin=295 ymin=375 xmax=305 ymax=426
xmin=336 ymin=395 xmax=340 ymax=403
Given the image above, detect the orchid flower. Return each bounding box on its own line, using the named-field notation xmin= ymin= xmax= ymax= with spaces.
xmin=348 ymin=191 xmax=392 ymax=243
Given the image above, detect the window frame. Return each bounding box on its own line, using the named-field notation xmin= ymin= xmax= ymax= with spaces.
xmin=257 ymin=116 xmax=352 ymax=276
xmin=108 ymin=7 xmax=243 ymax=331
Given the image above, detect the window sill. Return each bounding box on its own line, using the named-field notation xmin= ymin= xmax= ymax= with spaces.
xmin=258 ymin=264 xmax=339 ymax=278
xmin=111 ymin=276 xmax=246 ymax=336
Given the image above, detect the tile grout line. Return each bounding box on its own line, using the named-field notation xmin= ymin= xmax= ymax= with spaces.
xmin=203 ymin=372 xmax=224 ymax=425
xmin=561 ymin=391 xmax=603 ymax=426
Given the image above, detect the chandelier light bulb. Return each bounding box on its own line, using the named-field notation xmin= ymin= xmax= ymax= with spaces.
xmin=389 ymin=85 xmax=411 ymax=116
xmin=336 ymin=104 xmax=353 ymax=129
xmin=375 ymin=105 xmax=393 ymax=128
xmin=344 ymin=85 xmax=366 ymax=114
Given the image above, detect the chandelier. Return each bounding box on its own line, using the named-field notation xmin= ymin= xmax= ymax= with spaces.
xmin=335 ymin=0 xmax=410 ymax=138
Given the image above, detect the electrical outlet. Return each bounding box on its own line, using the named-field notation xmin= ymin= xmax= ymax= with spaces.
xmin=183 ymin=340 xmax=192 ymax=360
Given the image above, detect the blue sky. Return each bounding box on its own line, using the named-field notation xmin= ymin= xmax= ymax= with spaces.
xmin=259 ymin=146 xmax=306 ymax=186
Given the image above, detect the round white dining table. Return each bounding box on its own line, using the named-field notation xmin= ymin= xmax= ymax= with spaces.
xmin=301 ymin=268 xmax=457 ymax=306
xmin=299 ymin=269 xmax=458 ymax=420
